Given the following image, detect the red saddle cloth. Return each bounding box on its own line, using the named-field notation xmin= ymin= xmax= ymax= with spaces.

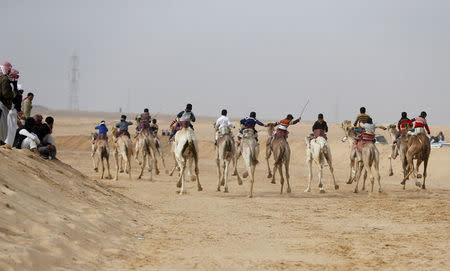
xmin=354 ymin=133 xmax=375 ymax=150
xmin=116 ymin=130 xmax=130 ymax=138
xmin=313 ymin=129 xmax=327 ymax=140
xmin=180 ymin=121 xmax=191 ymax=128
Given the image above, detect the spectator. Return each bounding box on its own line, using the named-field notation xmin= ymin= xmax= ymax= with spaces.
xmin=0 ymin=62 xmax=14 ymax=142
xmin=22 ymin=92 xmax=34 ymax=118
xmin=5 ymin=73 xmax=21 ymax=146
xmin=13 ymin=117 xmax=40 ymax=154
xmin=35 ymin=116 xmax=56 ymax=159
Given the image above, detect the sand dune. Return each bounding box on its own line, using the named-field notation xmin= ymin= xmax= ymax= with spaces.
xmin=1 ymin=111 xmax=450 ymax=270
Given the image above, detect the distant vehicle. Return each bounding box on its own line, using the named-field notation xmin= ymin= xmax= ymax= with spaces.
xmin=375 ymin=134 xmax=388 ymax=145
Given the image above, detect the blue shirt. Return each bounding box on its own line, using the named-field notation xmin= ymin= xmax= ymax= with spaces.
xmin=240 ymin=117 xmax=264 ymax=128
xmin=95 ymin=124 xmax=108 ymax=134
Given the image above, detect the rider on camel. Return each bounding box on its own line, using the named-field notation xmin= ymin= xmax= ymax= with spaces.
xmin=353 ymin=107 xmax=371 ymax=129
xmin=115 ymin=115 xmax=133 ymax=138
xmin=138 ymin=108 xmax=151 ymax=132
xmin=214 ymin=109 xmax=234 ymax=145
xmin=312 ymin=113 xmax=328 ymax=139
xmin=394 ymin=112 xmax=410 ymax=142
xmin=150 ymin=118 xmax=159 ymax=136
xmin=169 ymin=103 xmax=195 ymax=141
xmin=238 ymin=111 xmax=264 ymax=143
xmin=409 ymin=111 xmax=430 ymax=135
xmin=95 ymin=120 xmax=108 ymax=140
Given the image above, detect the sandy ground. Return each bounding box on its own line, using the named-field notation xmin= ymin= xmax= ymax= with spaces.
xmin=2 ymin=111 xmax=450 ymax=270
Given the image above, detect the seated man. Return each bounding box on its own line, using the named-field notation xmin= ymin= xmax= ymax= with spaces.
xmin=36 ymin=116 xmax=57 ymax=159
xmin=393 ymin=112 xmax=410 ymax=143
xmin=353 ymin=107 xmax=371 ymax=129
xmin=139 ymin=108 xmax=151 ymax=131
xmin=214 ymin=109 xmax=234 ymax=145
xmin=95 ymin=120 xmax=108 ymax=140
xmin=311 ymin=113 xmax=328 ymax=139
xmin=13 ymin=117 xmax=40 ymax=154
xmin=150 ymin=118 xmax=159 ymax=136
xmin=409 ymin=111 xmax=430 ymax=136
xmin=115 ymin=115 xmax=133 ymax=138
xmin=361 ymin=118 xmax=376 ymax=143
xmin=238 ymin=111 xmax=264 ymax=143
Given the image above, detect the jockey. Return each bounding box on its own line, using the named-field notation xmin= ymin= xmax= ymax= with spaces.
xmin=353 ymin=107 xmax=371 ymax=129
xmin=214 ymin=109 xmax=234 ymax=145
xmin=312 ymin=113 xmax=328 ymax=138
xmin=150 ymin=118 xmax=159 ymax=136
xmin=277 ymin=114 xmax=300 ymax=133
xmin=138 ymin=108 xmax=151 ymax=132
xmin=169 ymin=103 xmax=195 ymax=141
xmin=95 ymin=120 xmax=108 ymax=140
xmin=239 ymin=111 xmax=264 ymax=142
xmin=409 ymin=111 xmax=430 ymax=135
xmin=394 ymin=112 xmax=410 ymax=142
xmin=361 ymin=118 xmax=376 ymax=143
xmin=115 ymin=115 xmax=133 ymax=138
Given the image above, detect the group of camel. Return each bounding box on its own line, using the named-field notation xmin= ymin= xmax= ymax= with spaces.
xmin=90 ymin=118 xmax=431 ymax=198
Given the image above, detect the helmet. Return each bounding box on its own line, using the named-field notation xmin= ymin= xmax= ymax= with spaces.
xmin=221 ymin=109 xmax=227 ymax=116
xmin=286 ymin=114 xmax=293 ymax=120
xmin=420 ymin=111 xmax=427 ymax=118
xmin=250 ymin=112 xmax=256 ymax=118
xmin=360 ymin=107 xmax=366 ymax=114
xmin=318 ymin=113 xmax=324 ymax=119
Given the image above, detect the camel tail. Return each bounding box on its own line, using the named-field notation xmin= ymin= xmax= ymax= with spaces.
xmin=182 ymin=139 xmax=198 ymax=161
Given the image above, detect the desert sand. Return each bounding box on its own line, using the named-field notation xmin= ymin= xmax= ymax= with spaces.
xmin=1 ymin=110 xmax=449 ymax=270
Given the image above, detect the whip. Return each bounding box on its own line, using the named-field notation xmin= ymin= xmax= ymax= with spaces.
xmin=299 ymin=99 xmax=310 ymax=119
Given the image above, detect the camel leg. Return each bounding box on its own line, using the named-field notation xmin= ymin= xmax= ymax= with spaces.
xmin=233 ymin=155 xmax=243 ymax=185
xmin=364 ymin=162 xmax=375 ymax=193
xmin=224 ymin=159 xmax=230 ymax=193
xmin=248 ymin=164 xmax=255 ymax=198
xmin=402 ymin=152 xmax=415 ymax=188
xmin=361 ymin=167 xmax=367 ymax=191
xmin=415 ymin=159 xmax=423 ymax=188
xmin=374 ymin=159 xmax=382 ymax=193
xmin=106 ymin=156 xmax=112 ymax=179
xmin=92 ymin=151 xmax=99 ymax=172
xmin=305 ymin=157 xmax=312 ymax=192
xmin=279 ymin=164 xmax=284 ymax=194
xmin=124 ymin=153 xmax=132 ymax=180
xmin=100 ymin=156 xmax=105 ymax=179
xmin=216 ymin=157 xmax=222 ymax=191
xmin=347 ymin=157 xmax=355 ymax=184
xmin=422 ymin=158 xmax=428 ymax=189
xmin=285 ymin=160 xmax=291 ymax=193
xmin=138 ymin=153 xmax=146 ymax=179
xmin=317 ymin=160 xmax=325 ymax=193
xmin=326 ymin=154 xmax=339 ymax=190
xmin=195 ymin=158 xmax=202 ymax=191
xmin=353 ymin=162 xmax=364 ymax=193
xmin=271 ymin=161 xmax=278 ymax=184
xmin=119 ymin=155 xmax=124 ymax=173
xmin=266 ymin=147 xmax=272 ymax=179
xmin=178 ymin=163 xmax=186 ymax=195
xmin=134 ymin=141 xmax=141 ymax=164
xmin=114 ymin=150 xmax=119 ymax=180
xmin=388 ymin=156 xmax=394 ymax=176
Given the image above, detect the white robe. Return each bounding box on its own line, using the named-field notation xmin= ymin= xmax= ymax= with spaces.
xmin=5 ymin=108 xmax=18 ymax=146
xmin=0 ymin=101 xmax=9 ymax=141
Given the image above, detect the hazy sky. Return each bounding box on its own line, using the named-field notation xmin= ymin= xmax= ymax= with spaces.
xmin=2 ymin=0 xmax=449 ymax=124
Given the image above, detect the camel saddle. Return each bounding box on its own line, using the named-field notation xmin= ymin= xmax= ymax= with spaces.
xmin=274 ymin=129 xmax=289 ymax=138
xmin=116 ymin=130 xmax=130 ymax=138
xmin=97 ymin=133 xmax=108 ymax=141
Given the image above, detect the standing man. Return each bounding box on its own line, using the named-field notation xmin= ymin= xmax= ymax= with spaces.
xmin=0 ymin=62 xmax=14 ymax=142
xmin=22 ymin=92 xmax=34 ymax=118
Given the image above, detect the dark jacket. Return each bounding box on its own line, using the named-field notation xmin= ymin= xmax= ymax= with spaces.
xmin=12 ymin=91 xmax=22 ymax=112
xmin=34 ymin=123 xmax=52 ymax=142
xmin=0 ymin=75 xmax=14 ymax=109
xmin=312 ymin=120 xmax=328 ymax=132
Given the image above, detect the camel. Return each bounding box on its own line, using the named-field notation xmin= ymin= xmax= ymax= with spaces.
xmin=264 ymin=123 xmax=277 ymax=179
xmin=215 ymin=126 xmax=242 ymax=192
xmin=134 ymin=129 xmax=154 ymax=180
xmin=402 ymin=133 xmax=430 ymax=189
xmin=387 ymin=124 xmax=398 ymax=176
xmin=173 ymin=125 xmax=203 ymax=195
xmin=341 ymin=120 xmax=367 ymax=185
xmin=134 ymin=118 xmax=166 ymax=175
xmin=304 ymin=136 xmax=339 ymax=193
xmin=391 ymin=133 xmax=411 ymax=188
xmin=342 ymin=124 xmax=382 ymax=193
xmin=111 ymin=127 xmax=133 ymax=180
xmin=239 ymin=128 xmax=259 ymax=198
xmin=91 ymin=135 xmax=112 ymax=179
xmin=269 ymin=129 xmax=292 ymax=194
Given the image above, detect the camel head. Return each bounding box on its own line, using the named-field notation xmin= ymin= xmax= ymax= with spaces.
xmin=341 ymin=120 xmax=353 ymax=137
xmin=111 ymin=127 xmax=119 ymax=138
xmin=265 ymin=122 xmax=277 ymax=135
